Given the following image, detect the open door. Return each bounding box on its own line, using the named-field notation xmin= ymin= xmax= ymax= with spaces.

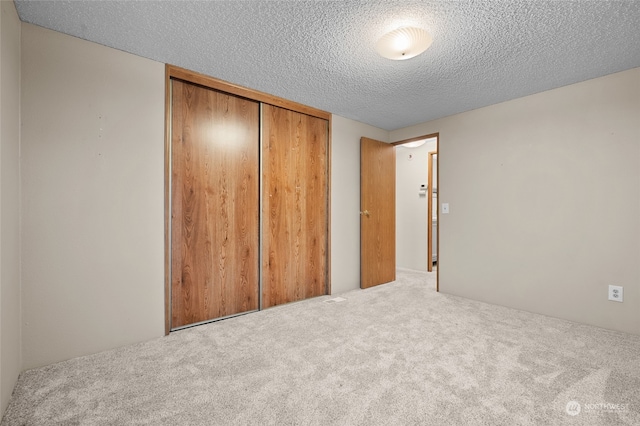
xmin=360 ymin=137 xmax=396 ymax=289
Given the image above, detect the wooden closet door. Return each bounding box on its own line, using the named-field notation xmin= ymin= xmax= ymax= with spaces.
xmin=262 ymin=104 xmax=328 ymax=308
xmin=171 ymin=79 xmax=259 ymax=329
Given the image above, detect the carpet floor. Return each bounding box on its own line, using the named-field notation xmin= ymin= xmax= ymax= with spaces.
xmin=2 ymin=269 xmax=639 ymax=425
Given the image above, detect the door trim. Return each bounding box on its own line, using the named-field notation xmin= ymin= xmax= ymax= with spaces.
xmin=326 ymin=120 xmax=333 ymax=296
xmin=164 ymin=64 xmax=332 ymax=334
xmin=259 ymin=103 xmax=264 ymax=311
xmin=164 ymin=70 xmax=172 ymax=335
xmin=392 ymin=133 xmax=439 ymax=292
xmin=391 ymin=134 xmax=437 ymax=146
xmin=166 ymin=65 xmax=330 ymax=121
xmin=427 ymin=150 xmax=437 ymax=273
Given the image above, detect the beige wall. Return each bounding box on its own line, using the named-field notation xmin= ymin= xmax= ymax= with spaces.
xmin=330 ymin=115 xmax=388 ymax=294
xmin=21 ymin=24 xmax=165 ymax=369
xmin=390 ymin=68 xmax=640 ymax=335
xmin=0 ymin=0 xmax=21 ymax=414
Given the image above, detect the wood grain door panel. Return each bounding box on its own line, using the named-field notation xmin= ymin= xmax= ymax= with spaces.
xmin=361 ymin=137 xmax=396 ymax=289
xmin=171 ymin=79 xmax=259 ymax=328
xmin=262 ymin=104 xmax=328 ymax=308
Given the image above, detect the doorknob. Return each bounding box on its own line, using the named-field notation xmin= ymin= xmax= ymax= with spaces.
xmin=360 ymin=210 xmax=370 ymax=217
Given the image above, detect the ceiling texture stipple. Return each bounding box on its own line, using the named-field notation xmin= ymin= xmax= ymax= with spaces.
xmin=14 ymin=0 xmax=640 ymax=131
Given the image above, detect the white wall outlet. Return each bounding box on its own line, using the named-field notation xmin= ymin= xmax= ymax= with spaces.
xmin=608 ymin=285 xmax=623 ymax=302
xmin=441 ymin=203 xmax=449 ymax=214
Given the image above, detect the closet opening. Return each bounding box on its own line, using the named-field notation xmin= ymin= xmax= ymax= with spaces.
xmin=164 ymin=65 xmax=331 ymax=334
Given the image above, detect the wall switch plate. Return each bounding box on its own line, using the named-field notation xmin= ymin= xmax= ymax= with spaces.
xmin=441 ymin=203 xmax=449 ymax=214
xmin=608 ymin=285 xmax=623 ymax=302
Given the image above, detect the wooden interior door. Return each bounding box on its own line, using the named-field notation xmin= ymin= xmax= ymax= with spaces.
xmin=171 ymin=79 xmax=259 ymax=329
xmin=360 ymin=137 xmax=396 ymax=288
xmin=262 ymin=104 xmax=328 ymax=308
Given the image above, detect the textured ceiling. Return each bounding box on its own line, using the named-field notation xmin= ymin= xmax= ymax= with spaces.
xmin=14 ymin=0 xmax=640 ymax=131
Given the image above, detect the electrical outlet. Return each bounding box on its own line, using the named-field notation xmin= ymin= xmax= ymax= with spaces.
xmin=608 ymin=285 xmax=623 ymax=302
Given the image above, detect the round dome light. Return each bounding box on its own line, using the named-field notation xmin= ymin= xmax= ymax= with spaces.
xmin=376 ymin=27 xmax=433 ymax=60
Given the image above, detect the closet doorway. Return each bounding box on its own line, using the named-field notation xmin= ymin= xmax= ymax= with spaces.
xmin=165 ymin=66 xmax=330 ymax=333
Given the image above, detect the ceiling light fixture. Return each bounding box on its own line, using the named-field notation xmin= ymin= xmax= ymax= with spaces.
xmin=401 ymin=139 xmax=427 ymax=148
xmin=376 ymin=27 xmax=432 ymax=60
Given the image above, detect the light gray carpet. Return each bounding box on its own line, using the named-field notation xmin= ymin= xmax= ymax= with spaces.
xmin=3 ymin=269 xmax=640 ymax=425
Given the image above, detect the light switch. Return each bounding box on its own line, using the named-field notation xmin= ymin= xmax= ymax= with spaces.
xmin=442 ymin=203 xmax=449 ymax=214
